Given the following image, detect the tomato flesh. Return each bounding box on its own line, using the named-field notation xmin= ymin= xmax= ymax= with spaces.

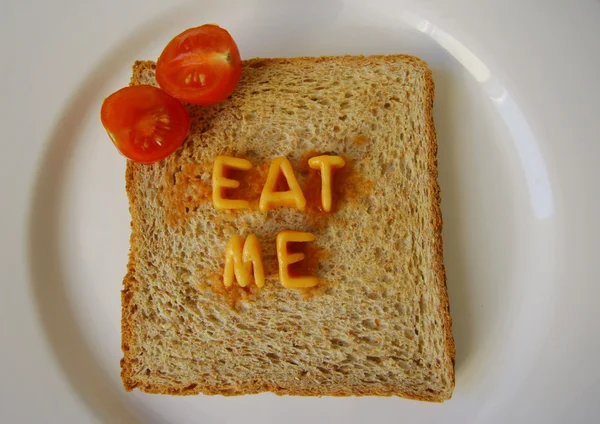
xmin=100 ymin=85 xmax=190 ymax=164
xmin=156 ymin=24 xmax=242 ymax=105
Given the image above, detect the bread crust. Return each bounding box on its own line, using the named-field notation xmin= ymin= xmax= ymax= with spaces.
xmin=421 ymin=65 xmax=456 ymax=393
xmin=121 ymin=161 xmax=141 ymax=392
xmin=121 ymin=380 xmax=447 ymax=402
xmin=120 ymin=55 xmax=455 ymax=401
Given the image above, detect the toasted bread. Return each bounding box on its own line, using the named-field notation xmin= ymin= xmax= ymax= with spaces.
xmin=121 ymin=55 xmax=454 ymax=401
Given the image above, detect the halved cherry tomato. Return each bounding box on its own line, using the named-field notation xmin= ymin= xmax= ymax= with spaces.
xmin=100 ymin=85 xmax=190 ymax=164
xmin=156 ymin=24 xmax=242 ymax=105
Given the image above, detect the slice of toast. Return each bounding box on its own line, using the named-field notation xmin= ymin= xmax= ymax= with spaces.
xmin=121 ymin=56 xmax=455 ymax=401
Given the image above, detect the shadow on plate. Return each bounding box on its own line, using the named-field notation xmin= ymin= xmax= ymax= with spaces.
xmin=433 ymin=68 xmax=475 ymax=375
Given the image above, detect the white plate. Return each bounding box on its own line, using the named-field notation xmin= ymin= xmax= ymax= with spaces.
xmin=2 ymin=0 xmax=600 ymax=423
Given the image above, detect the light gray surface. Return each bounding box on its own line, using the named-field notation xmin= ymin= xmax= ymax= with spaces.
xmin=2 ymin=0 xmax=599 ymax=423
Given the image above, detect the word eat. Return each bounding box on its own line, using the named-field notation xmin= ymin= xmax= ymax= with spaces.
xmin=224 ymin=231 xmax=319 ymax=289
xmin=212 ymin=155 xmax=345 ymax=212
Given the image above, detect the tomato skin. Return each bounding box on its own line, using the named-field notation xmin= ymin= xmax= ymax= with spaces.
xmin=156 ymin=24 xmax=242 ymax=105
xmin=100 ymin=85 xmax=191 ymax=164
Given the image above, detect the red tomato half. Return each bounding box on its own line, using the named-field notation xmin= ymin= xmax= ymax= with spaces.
xmin=156 ymin=24 xmax=242 ymax=105
xmin=100 ymin=85 xmax=191 ymax=164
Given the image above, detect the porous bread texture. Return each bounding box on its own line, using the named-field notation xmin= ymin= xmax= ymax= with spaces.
xmin=121 ymin=56 xmax=455 ymax=401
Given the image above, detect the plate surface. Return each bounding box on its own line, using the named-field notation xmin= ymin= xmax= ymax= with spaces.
xmin=2 ymin=0 xmax=600 ymax=423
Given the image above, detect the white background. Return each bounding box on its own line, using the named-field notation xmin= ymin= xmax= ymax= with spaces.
xmin=1 ymin=0 xmax=599 ymax=423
